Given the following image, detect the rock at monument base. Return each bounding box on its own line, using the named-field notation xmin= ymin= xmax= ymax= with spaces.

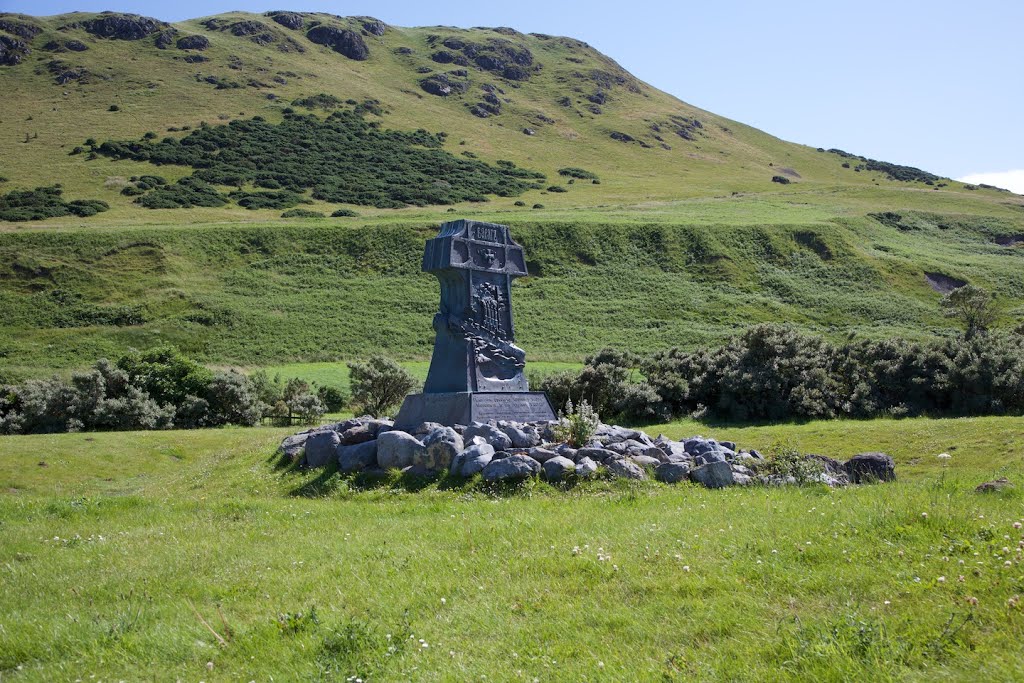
xmin=279 ymin=432 xmax=309 ymax=461
xmin=463 ymin=423 xmax=513 ymax=451
xmin=576 ymin=456 xmax=598 ymax=478
xmin=690 ymin=460 xmax=734 ymax=488
xmin=543 ymin=455 xmax=576 ymax=481
xmin=418 ymin=427 xmax=463 ymax=470
xmin=527 ymin=447 xmax=558 ymax=463
xmin=499 ymin=421 xmax=541 ymax=448
xmin=629 ymin=455 xmax=661 ymax=469
xmin=338 ymin=439 xmax=378 ymax=473
xmin=607 ymin=458 xmax=646 ymax=480
xmin=377 ymin=430 xmax=426 ymax=470
xmin=393 ymin=392 xmax=555 ymax=431
xmin=304 ymin=430 xmax=341 ymax=468
xmin=577 ymin=446 xmax=619 ymax=463
xmin=655 ymin=462 xmax=690 ymax=484
xmin=482 ymin=454 xmax=541 ymax=482
xmin=844 ymin=452 xmax=895 ymax=483
xmin=451 ymin=443 xmax=495 ymax=477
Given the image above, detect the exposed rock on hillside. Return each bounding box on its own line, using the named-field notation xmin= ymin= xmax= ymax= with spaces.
xmin=266 ymin=11 xmax=304 ymax=30
xmin=428 ymin=34 xmax=538 ymax=81
xmin=73 ymin=13 xmax=168 ymax=41
xmin=42 ymin=39 xmax=89 ymax=52
xmin=0 ymin=17 xmax=42 ymax=39
xmin=306 ymin=25 xmax=369 ymax=60
xmin=359 ymin=18 xmax=387 ymax=36
xmin=176 ymin=35 xmax=209 ymax=50
xmin=0 ymin=35 xmax=30 ymax=65
xmin=420 ymin=73 xmax=469 ymax=97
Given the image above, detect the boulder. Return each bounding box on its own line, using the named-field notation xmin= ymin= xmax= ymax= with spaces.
xmin=304 ymin=430 xmax=341 ymax=468
xmin=630 ymin=445 xmax=669 ymax=462
xmin=278 ymin=432 xmax=309 ymax=461
xmin=337 ymin=439 xmax=378 ymax=473
xmin=844 ymin=452 xmax=895 ymax=483
xmin=340 ymin=423 xmax=376 ymax=445
xmin=482 ymin=454 xmax=541 ymax=482
xmin=527 ymin=447 xmax=558 ymax=463
xmin=720 ymin=441 xmax=737 ymax=452
xmin=607 ymin=458 xmax=646 ymax=480
xmin=976 ymin=477 xmax=1012 ymax=493
xmin=576 ymin=456 xmax=598 ymax=478
xmin=655 ymin=462 xmax=690 ymax=484
xmin=418 ymin=427 xmax=463 ymax=470
xmin=689 ymin=460 xmax=734 ymax=488
xmin=577 ymin=446 xmax=619 ymax=463
xmin=542 ymin=455 xmax=576 ymax=481
xmin=733 ymin=473 xmax=753 ymax=486
xmin=410 ymin=421 xmax=445 ymax=436
xmin=695 ymin=451 xmax=727 ymax=466
xmin=498 ymin=422 xmax=541 ymax=448
xmin=596 ymin=424 xmax=652 ymax=445
xmin=463 ymin=423 xmax=513 ymax=451
xmin=629 ymin=455 xmax=661 ymax=469
xmin=451 ymin=443 xmax=495 ymax=477
xmin=376 ymin=430 xmax=426 ymax=470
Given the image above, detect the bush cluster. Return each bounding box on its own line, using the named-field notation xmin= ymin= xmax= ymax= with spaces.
xmin=92 ymin=109 xmax=546 ymax=209
xmin=645 ymin=325 xmax=1024 ymax=421
xmin=0 ymin=347 xmax=261 ymax=434
xmin=541 ymin=325 xmax=1024 ymax=423
xmin=0 ymin=185 xmax=109 ymax=221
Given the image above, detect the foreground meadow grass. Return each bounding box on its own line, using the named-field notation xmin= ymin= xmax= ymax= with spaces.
xmin=1 ymin=416 xmax=1024 ymax=681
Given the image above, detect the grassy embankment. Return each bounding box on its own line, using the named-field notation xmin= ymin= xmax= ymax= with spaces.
xmin=2 ymin=214 xmax=1022 ymax=381
xmin=1 ymin=415 xmax=1023 ymax=680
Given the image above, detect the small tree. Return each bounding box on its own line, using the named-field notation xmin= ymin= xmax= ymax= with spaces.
xmin=941 ymin=285 xmax=997 ymax=338
xmin=347 ymin=355 xmax=418 ymax=417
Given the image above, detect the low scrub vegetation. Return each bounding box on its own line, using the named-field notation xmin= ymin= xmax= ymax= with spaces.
xmin=91 ymin=108 xmax=546 ymax=208
xmin=0 ymin=347 xmax=344 ymax=434
xmin=542 ymin=324 xmax=1024 ymax=423
xmin=0 ymin=185 xmax=109 ymax=221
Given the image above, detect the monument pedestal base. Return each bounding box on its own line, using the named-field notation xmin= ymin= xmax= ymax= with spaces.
xmin=394 ymin=392 xmax=556 ymax=430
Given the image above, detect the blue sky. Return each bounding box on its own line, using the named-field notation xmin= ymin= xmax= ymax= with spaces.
xmin=7 ymin=0 xmax=1022 ymax=190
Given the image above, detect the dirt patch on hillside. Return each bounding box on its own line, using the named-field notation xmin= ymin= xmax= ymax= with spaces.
xmin=994 ymin=235 xmax=1024 ymax=247
xmin=924 ymin=272 xmax=966 ymax=293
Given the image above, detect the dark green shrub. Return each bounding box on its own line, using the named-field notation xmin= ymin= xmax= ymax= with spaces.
xmin=317 ymin=385 xmax=346 ymax=412
xmin=0 ymin=185 xmax=109 ymax=221
xmin=547 ymin=185 xmax=567 ymax=193
xmin=330 ymin=208 xmax=359 ymax=217
xmin=347 ymin=355 xmax=418 ymax=417
xmin=557 ymin=167 xmax=599 ymax=180
xmin=771 ymin=175 xmax=791 ymax=185
xmin=281 ymin=208 xmax=324 ymax=218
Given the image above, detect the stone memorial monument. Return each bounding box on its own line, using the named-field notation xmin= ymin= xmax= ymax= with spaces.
xmin=394 ymin=219 xmax=556 ymax=428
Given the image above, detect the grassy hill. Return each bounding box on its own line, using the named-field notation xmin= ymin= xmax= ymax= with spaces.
xmin=1 ymin=11 xmax=1023 ymax=377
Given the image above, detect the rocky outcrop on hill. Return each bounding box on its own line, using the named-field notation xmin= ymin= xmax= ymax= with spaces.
xmin=267 ymin=11 xmax=305 ymax=30
xmin=427 ymin=34 xmax=538 ymax=81
xmin=306 ymin=25 xmax=369 ymax=60
xmin=0 ymin=35 xmax=30 ymax=65
xmin=281 ymin=417 xmax=895 ymax=489
xmin=0 ymin=17 xmax=42 ymax=39
xmin=73 ymin=13 xmax=168 ymax=41
xmin=176 ymin=35 xmax=209 ymax=50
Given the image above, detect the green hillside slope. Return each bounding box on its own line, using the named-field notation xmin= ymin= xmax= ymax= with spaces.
xmin=1 ymin=11 xmax=1022 ymax=377
xmin=1 ymin=10 xmax=1019 ymax=224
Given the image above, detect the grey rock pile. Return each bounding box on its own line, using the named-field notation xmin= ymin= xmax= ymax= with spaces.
xmin=279 ymin=418 xmax=894 ymax=489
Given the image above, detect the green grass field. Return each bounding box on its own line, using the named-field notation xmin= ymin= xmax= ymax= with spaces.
xmin=2 ymin=416 xmax=1024 ymax=680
